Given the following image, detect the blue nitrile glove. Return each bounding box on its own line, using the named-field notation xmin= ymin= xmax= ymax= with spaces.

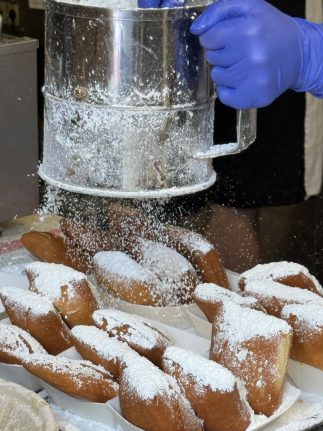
xmin=190 ymin=0 xmax=323 ymax=109
xmin=138 ymin=0 xmax=186 ymax=7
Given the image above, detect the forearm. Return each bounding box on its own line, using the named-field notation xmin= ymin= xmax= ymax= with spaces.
xmin=293 ymin=20 xmax=323 ymax=98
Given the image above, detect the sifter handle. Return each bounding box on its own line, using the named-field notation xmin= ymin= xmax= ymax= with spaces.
xmin=194 ymin=109 xmax=257 ymax=159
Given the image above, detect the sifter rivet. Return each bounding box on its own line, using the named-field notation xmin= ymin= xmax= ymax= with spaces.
xmin=74 ymin=86 xmax=88 ymax=100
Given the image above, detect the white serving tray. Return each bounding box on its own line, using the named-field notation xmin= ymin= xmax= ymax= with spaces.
xmin=40 ymin=321 xmax=300 ymax=431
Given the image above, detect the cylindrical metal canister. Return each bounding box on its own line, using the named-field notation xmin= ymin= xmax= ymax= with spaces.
xmin=40 ymin=0 xmax=217 ymax=198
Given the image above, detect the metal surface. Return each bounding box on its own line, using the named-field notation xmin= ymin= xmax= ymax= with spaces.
xmin=40 ymin=0 xmax=256 ymax=198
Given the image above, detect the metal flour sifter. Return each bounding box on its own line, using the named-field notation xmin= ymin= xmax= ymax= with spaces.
xmin=39 ymin=0 xmax=257 ymax=200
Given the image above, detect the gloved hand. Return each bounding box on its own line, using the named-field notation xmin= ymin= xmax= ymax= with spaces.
xmin=138 ymin=0 xmax=186 ymax=7
xmin=190 ymin=0 xmax=323 ymax=109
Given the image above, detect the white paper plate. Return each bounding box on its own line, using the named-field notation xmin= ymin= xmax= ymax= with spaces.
xmin=186 ymin=306 xmax=212 ymax=339
xmin=47 ymin=323 xmax=299 ymax=431
xmin=288 ymin=360 xmax=323 ymax=396
xmin=92 ymin=269 xmax=241 ymax=330
xmin=95 ymin=289 xmax=201 ymax=330
xmin=41 ymin=363 xmax=300 ymax=431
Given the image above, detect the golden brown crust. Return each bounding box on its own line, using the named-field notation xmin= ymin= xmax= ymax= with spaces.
xmin=163 ymin=225 xmax=230 ymax=288
xmin=162 ymin=356 xmax=251 ymax=431
xmin=73 ymin=338 xmax=121 ymax=379
xmin=93 ymin=309 xmax=172 ymax=367
xmin=93 ymin=259 xmax=163 ymax=307
xmin=119 ymin=361 xmax=203 ymax=431
xmin=120 ymin=390 xmax=203 ymax=431
xmin=71 ymin=325 xmax=141 ymax=380
xmin=21 ymin=231 xmax=91 ymax=273
xmin=194 ymin=289 xmax=265 ymax=323
xmin=281 ymin=306 xmax=323 ymax=371
xmin=210 ymin=307 xmax=292 ymax=416
xmin=0 ymin=325 xmax=47 ymax=365
xmin=26 ymin=267 xmax=98 ymax=328
xmin=22 ymin=354 xmax=118 ymax=402
xmin=0 ymin=290 xmax=73 ymax=355
xmin=275 ymin=274 xmax=322 ymax=296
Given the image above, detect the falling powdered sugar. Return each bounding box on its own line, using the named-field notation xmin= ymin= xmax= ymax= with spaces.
xmin=139 ymin=240 xmax=195 ymax=277
xmin=25 ymin=262 xmax=87 ymax=301
xmin=137 ymin=240 xmax=197 ymax=306
xmin=166 ymin=227 xmax=213 ymax=255
xmin=163 ymin=346 xmax=236 ymax=393
xmin=94 ymin=251 xmax=159 ymax=284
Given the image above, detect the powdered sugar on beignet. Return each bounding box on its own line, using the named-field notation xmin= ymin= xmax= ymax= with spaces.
xmin=0 ymin=286 xmax=73 ymax=355
xmin=240 ymin=262 xmax=323 ymax=295
xmin=162 ymin=346 xmax=253 ymax=431
xmin=93 ymin=309 xmax=171 ymax=366
xmin=25 ymin=262 xmax=86 ymax=301
xmin=135 ymin=240 xmax=198 ymax=306
xmin=72 ymin=325 xmax=140 ymax=378
xmin=120 ymin=355 xmax=203 ymax=431
xmin=93 ymin=251 xmax=163 ymax=306
xmin=0 ymin=286 xmax=55 ymax=316
xmin=23 ymin=353 xmax=118 ymax=402
xmin=25 ymin=262 xmax=98 ymax=327
xmin=281 ymin=303 xmax=323 ymax=371
xmin=0 ymin=324 xmax=46 ymax=365
xmin=194 ymin=283 xmax=263 ymax=322
xmin=210 ymin=301 xmax=292 ymax=416
xmin=244 ymin=280 xmax=323 ymax=317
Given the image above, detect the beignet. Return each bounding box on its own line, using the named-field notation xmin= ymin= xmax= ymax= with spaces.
xmin=120 ymin=355 xmax=203 ymax=431
xmin=0 ymin=286 xmax=73 ymax=355
xmin=162 ymin=225 xmax=230 ymax=288
xmin=93 ymin=251 xmax=163 ymax=306
xmin=210 ymin=301 xmax=292 ymax=416
xmin=131 ymin=240 xmax=198 ymax=306
xmin=60 ymin=218 xmax=119 ymax=256
xmin=281 ymin=303 xmax=323 ymax=371
xmin=0 ymin=324 xmax=46 ymax=365
xmin=162 ymin=346 xmax=252 ymax=431
xmin=72 ymin=325 xmax=140 ymax=379
xmin=25 ymin=262 xmax=98 ymax=327
xmin=22 ymin=354 xmax=118 ymax=402
xmin=239 ymin=262 xmax=323 ymax=296
xmin=244 ymin=280 xmax=323 ymax=317
xmin=21 ymin=231 xmax=91 ymax=273
xmin=194 ymin=283 xmax=264 ymax=322
xmin=92 ymin=308 xmax=172 ymax=367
